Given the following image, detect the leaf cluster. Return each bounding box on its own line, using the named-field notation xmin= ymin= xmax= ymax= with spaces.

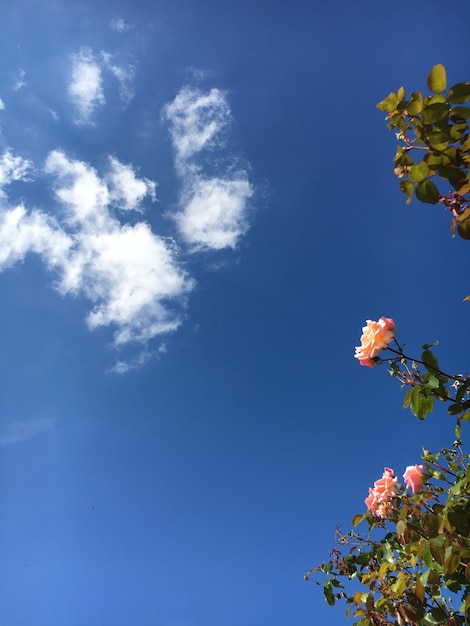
xmin=377 ymin=65 xmax=470 ymax=239
xmin=384 ymin=342 xmax=470 ymax=436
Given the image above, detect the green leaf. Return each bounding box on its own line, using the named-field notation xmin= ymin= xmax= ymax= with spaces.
xmin=407 ymin=91 xmax=423 ymax=115
xmin=399 ymin=179 xmax=414 ymax=204
xmin=422 ymin=349 xmax=439 ymax=373
xmin=403 ymin=387 xmax=413 ymax=409
xmin=426 ymin=130 xmax=449 ymax=149
xmin=456 ymin=383 xmax=467 ymax=403
xmin=422 ymin=102 xmax=449 ymax=124
xmin=352 ymin=514 xmax=366 ymax=527
xmin=323 ymin=580 xmax=335 ymax=606
xmin=451 ymin=106 xmax=470 ymax=120
xmin=447 ymin=82 xmax=470 ymax=104
xmin=415 ymin=179 xmax=440 ymax=204
xmin=457 ymin=218 xmax=470 ymax=240
xmin=410 ymin=387 xmax=434 ymax=420
xmin=448 ymin=404 xmax=464 ymax=416
xmin=409 ymin=161 xmax=428 ymax=182
xmin=423 ymin=546 xmax=433 ymax=569
xmin=425 ymin=152 xmax=443 ymax=171
xmin=427 ymin=64 xmax=447 ymax=94
xmin=377 ymin=92 xmax=399 ymax=112
xmin=438 ymin=166 xmax=466 ymax=181
xmin=427 ymin=375 xmax=440 ymax=389
xmin=450 ymin=122 xmax=468 ymax=141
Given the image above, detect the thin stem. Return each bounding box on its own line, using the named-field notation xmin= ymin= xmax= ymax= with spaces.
xmin=384 ymin=346 xmax=461 ymax=382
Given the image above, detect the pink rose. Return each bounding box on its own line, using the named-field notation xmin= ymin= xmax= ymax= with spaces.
xmin=372 ymin=467 xmax=397 ymax=500
xmin=354 ymin=317 xmax=395 ymax=366
xmin=364 ymin=467 xmax=397 ymax=517
xmin=403 ymin=465 xmax=424 ymax=494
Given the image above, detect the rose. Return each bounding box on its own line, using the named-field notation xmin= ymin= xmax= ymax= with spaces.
xmin=403 ymin=465 xmax=424 ymax=494
xmin=354 ymin=317 xmax=395 ymax=367
xmin=372 ymin=467 xmax=397 ymax=500
xmin=364 ymin=467 xmax=397 ymax=517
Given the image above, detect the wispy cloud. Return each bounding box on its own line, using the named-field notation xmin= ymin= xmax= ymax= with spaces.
xmin=0 ymin=150 xmax=33 ymax=189
xmin=106 ymin=344 xmax=166 ymax=374
xmin=101 ymin=52 xmax=135 ymax=105
xmin=0 ymin=417 xmax=56 ymax=446
xmin=164 ymin=87 xmax=231 ymax=166
xmin=67 ymin=48 xmax=105 ymax=124
xmin=109 ymin=17 xmax=133 ymax=32
xmin=13 ymin=68 xmax=26 ymax=91
xmin=67 ymin=48 xmax=136 ymax=123
xmin=163 ymin=87 xmax=253 ymax=251
xmin=0 ymin=98 xmax=5 ymax=110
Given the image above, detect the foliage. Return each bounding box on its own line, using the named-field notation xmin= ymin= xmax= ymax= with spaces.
xmin=381 ymin=338 xmax=470 ymax=438
xmin=306 ymin=441 xmax=470 ymax=626
xmin=308 ymin=66 xmax=470 ymax=626
xmin=377 ymin=65 xmax=470 ymax=239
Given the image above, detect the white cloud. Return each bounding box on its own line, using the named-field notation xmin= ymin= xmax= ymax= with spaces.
xmin=106 ymin=156 xmax=157 ymax=211
xmin=0 ymin=204 xmax=72 ymax=269
xmin=175 ymin=177 xmax=252 ymax=251
xmin=0 ymin=150 xmax=33 ymax=189
xmin=0 ymin=149 xmax=194 ymax=349
xmin=45 ymin=149 xmax=110 ymax=229
xmin=0 ymin=98 xmax=5 ymax=110
xmin=109 ymin=17 xmax=132 ymax=32
xmin=67 ymin=48 xmax=136 ymax=122
xmin=0 ymin=76 xmax=254 ymax=366
xmin=163 ymin=87 xmax=253 ymax=251
xmin=163 ymin=87 xmax=231 ymax=166
xmin=45 ymin=151 xmax=193 ymax=344
xmin=67 ymin=48 xmax=105 ymax=124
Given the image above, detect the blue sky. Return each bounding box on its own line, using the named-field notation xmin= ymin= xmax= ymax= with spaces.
xmin=0 ymin=1 xmax=469 ymax=624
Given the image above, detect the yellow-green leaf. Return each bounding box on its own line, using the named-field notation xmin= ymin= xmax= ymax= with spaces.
xmin=377 ymin=92 xmax=399 ymax=113
xmin=409 ymin=161 xmax=428 ymax=182
xmin=427 ymin=64 xmax=447 ymax=94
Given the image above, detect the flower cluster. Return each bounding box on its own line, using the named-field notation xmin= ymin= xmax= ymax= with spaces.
xmin=365 ymin=464 xmax=424 ymax=518
xmin=354 ymin=317 xmax=395 ymax=367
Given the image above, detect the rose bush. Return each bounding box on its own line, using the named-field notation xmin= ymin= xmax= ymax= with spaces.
xmin=308 ymin=65 xmax=470 ymax=626
xmin=307 ymin=441 xmax=470 ymax=626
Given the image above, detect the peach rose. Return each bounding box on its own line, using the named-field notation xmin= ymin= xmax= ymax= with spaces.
xmin=403 ymin=465 xmax=424 ymax=494
xmin=364 ymin=467 xmax=397 ymax=517
xmin=354 ymin=317 xmax=395 ymax=366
